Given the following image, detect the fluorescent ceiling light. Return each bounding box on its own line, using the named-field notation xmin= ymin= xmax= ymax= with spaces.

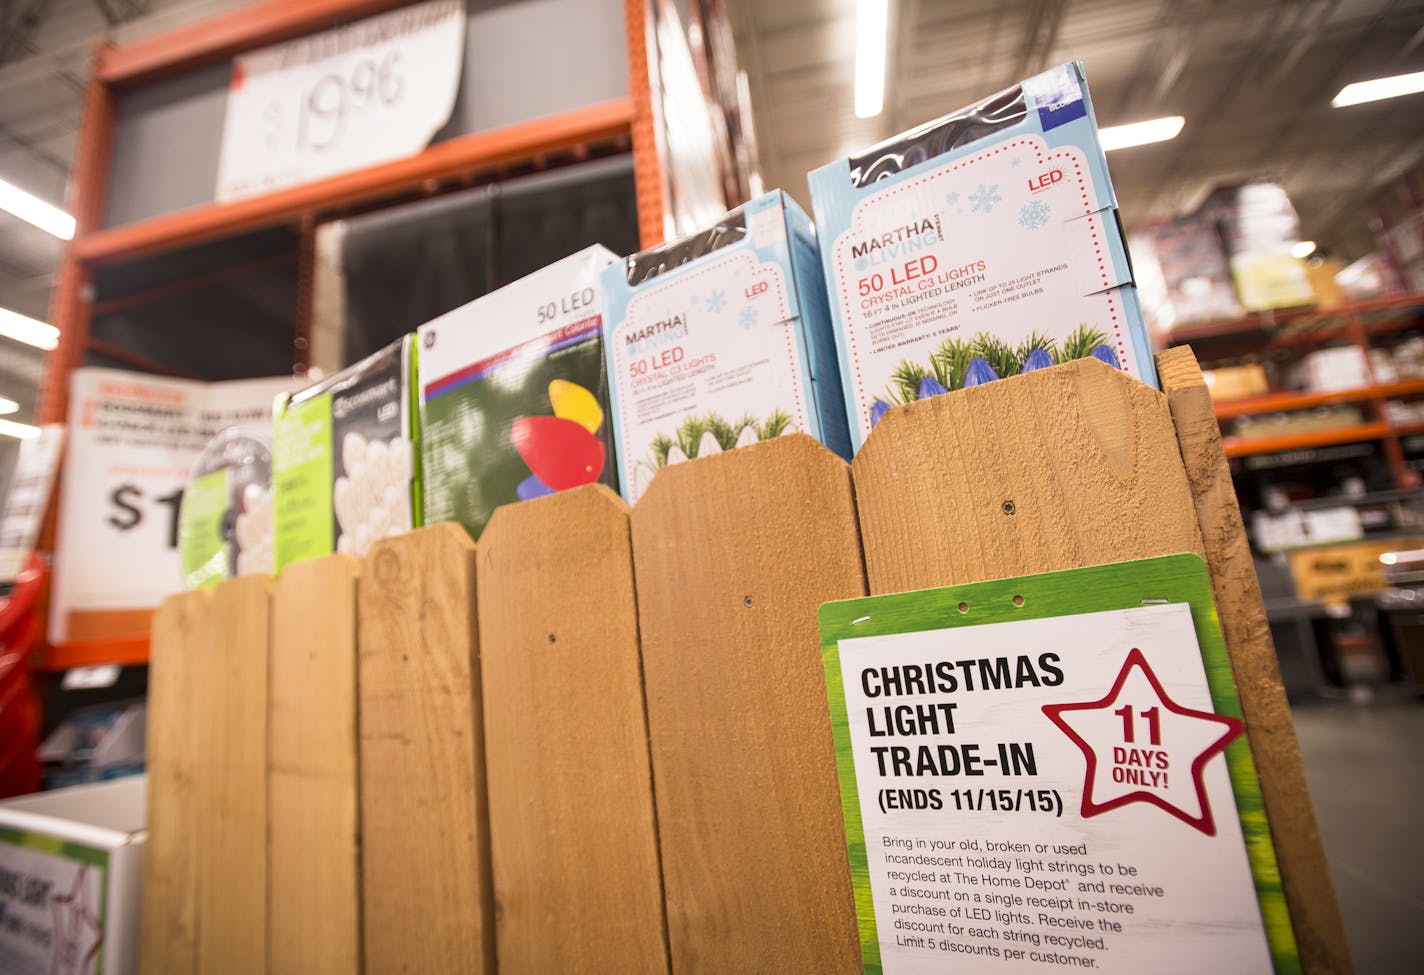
xmin=1292 ymin=240 xmax=1317 ymax=259
xmin=0 ymin=306 xmax=59 ymax=351
xmin=0 ymin=396 xmax=17 ymax=415
xmin=0 ymin=418 xmax=39 ymax=440
xmin=1099 ymin=115 xmax=1185 ymax=152
xmin=855 ymin=0 xmax=888 ymax=120
xmin=0 ymin=177 xmax=74 ymax=240
xmin=1332 ymin=71 xmax=1424 ymax=108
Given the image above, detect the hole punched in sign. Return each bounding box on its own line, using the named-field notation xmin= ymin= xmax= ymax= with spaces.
xmin=957 ymin=601 xmax=969 ymax=614
xmin=1012 ymin=595 xmax=1024 ymax=607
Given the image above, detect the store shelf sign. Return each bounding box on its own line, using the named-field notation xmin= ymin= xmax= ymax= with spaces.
xmin=818 ymin=555 xmax=1299 ymax=974
xmin=215 ymin=0 xmax=465 ymax=202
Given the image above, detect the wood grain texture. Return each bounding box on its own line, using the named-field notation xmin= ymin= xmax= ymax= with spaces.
xmin=478 ymin=486 xmax=669 ymax=975
xmin=142 ymin=589 xmax=210 ymax=975
xmin=269 ymin=555 xmax=361 ymax=975
xmin=1157 ymin=346 xmax=1353 ymax=975
xmin=853 ymin=357 xmax=1204 ymax=593
xmin=194 ymin=574 xmax=272 ymax=975
xmin=358 ymin=524 xmax=494 ymax=975
xmin=631 ymin=435 xmax=863 ymax=975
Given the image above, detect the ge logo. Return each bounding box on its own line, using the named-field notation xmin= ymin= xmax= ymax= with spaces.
xmin=423 ymin=331 xmax=436 ymax=349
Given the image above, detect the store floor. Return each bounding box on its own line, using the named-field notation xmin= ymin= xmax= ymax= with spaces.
xmin=1292 ymin=694 xmax=1424 ymax=974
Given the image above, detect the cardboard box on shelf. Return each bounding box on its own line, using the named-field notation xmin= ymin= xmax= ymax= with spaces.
xmin=1201 ymin=179 xmax=1315 ymax=312
xmin=1132 ymin=214 xmax=1244 ymax=333
xmin=0 ymin=776 xmax=145 ymax=975
xmin=1202 ymin=364 xmax=1270 ymax=401
xmin=1293 ymin=346 xmax=1371 ymax=393
xmin=1288 ymin=536 xmax=1424 ymax=607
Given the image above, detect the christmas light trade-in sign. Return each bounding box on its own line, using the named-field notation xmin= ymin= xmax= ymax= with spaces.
xmin=818 ymin=554 xmax=1299 ymax=975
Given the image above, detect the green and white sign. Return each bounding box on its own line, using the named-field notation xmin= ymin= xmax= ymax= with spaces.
xmin=819 ymin=554 xmax=1298 ymax=974
xmin=0 ymin=827 xmax=108 ymax=975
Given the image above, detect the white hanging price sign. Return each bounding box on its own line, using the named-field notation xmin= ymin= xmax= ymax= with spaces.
xmin=215 ymin=0 xmax=465 ymax=202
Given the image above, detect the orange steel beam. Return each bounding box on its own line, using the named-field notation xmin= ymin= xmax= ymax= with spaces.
xmin=625 ymin=0 xmax=667 ymax=247
xmin=71 ymin=97 xmax=635 ymax=266
xmin=40 ymin=46 xmax=115 ymax=426
xmin=97 ymin=0 xmax=413 ymax=88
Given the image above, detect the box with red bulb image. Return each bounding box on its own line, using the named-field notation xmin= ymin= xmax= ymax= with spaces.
xmin=417 ymin=245 xmax=620 ymax=540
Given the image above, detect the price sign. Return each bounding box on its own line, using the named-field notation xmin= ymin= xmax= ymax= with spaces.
xmin=215 ymin=0 xmax=465 ymax=202
xmin=49 ymin=370 xmax=294 ymax=644
xmin=0 ymin=424 xmax=64 ymax=585
xmin=818 ymin=555 xmax=1300 ymax=974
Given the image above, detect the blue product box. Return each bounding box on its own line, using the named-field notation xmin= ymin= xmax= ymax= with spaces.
xmin=602 ymin=190 xmax=850 ymax=504
xmin=809 ymin=61 xmax=1157 ymax=451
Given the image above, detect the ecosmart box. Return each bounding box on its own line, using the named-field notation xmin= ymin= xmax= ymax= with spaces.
xmin=274 ymin=336 xmax=418 ymax=571
xmin=809 ymin=61 xmax=1156 ymax=450
xmin=602 ymin=191 xmax=850 ymax=504
xmin=418 ymin=245 xmax=619 ymax=540
xmin=0 ymin=776 xmax=145 ymax=975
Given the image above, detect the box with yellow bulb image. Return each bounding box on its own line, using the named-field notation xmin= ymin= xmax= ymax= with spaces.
xmin=417 ymin=245 xmax=620 ymax=540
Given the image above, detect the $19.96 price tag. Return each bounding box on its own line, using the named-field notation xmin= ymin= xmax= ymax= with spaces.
xmin=215 ymin=0 xmax=465 ymax=202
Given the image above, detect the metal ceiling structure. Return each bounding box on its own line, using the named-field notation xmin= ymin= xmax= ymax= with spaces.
xmin=731 ymin=0 xmax=1424 ymax=259
xmin=0 ymin=0 xmax=248 ymax=431
xmin=0 ymin=0 xmax=1422 ymax=437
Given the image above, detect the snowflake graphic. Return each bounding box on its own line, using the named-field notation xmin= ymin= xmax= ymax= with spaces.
xmin=1018 ymin=199 xmax=1052 ymax=230
xmin=738 ymin=306 xmax=759 ymax=330
xmin=969 ymin=183 xmax=1002 ymax=213
xmin=945 ymin=191 xmax=960 ymax=205
xmin=1011 ymin=157 xmax=1022 ymax=168
xmin=706 ymin=288 xmax=727 ymax=314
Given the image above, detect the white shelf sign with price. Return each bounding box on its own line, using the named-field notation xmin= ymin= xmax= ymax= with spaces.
xmin=215 ymin=0 xmax=465 ymax=202
xmin=49 ymin=369 xmax=295 ymax=644
xmin=818 ymin=555 xmax=1300 ymax=974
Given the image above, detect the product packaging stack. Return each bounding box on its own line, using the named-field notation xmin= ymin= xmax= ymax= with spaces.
xmin=1130 ymin=213 xmax=1245 ymax=335
xmin=1200 ymin=179 xmax=1316 ymax=312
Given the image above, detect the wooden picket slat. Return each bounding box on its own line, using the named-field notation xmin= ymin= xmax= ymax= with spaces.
xmin=357 ymin=524 xmax=494 ymax=974
xmin=194 ymin=574 xmax=272 ymax=975
xmin=1157 ymin=347 xmax=1352 ymax=975
xmin=142 ymin=589 xmax=211 ymax=975
xmin=478 ymin=485 xmax=669 ymax=975
xmin=269 ymin=555 xmax=362 ymax=975
xmin=632 ymin=435 xmax=864 ymax=975
xmin=853 ymin=357 xmax=1204 ymax=593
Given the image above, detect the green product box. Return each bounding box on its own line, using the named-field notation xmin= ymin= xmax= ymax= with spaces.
xmin=273 ymin=336 xmax=419 ymax=572
xmin=418 ymin=245 xmax=619 ymax=540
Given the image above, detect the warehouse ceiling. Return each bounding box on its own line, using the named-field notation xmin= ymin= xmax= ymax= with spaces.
xmin=0 ymin=0 xmax=1422 ymax=415
xmin=0 ymin=0 xmax=248 ymax=424
xmin=730 ymin=0 xmax=1424 ymax=262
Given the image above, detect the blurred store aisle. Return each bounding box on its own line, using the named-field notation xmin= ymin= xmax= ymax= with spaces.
xmin=1293 ymin=698 xmax=1424 ymax=974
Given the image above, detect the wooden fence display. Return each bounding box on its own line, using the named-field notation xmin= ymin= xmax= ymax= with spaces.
xmin=141 ymin=351 xmax=1350 ymax=974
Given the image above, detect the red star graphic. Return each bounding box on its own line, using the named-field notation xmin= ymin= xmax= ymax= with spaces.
xmin=1042 ymin=647 xmax=1244 ymax=836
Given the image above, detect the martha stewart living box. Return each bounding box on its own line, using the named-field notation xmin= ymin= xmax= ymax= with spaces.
xmin=809 ymin=61 xmax=1156 ymax=450
xmin=602 ymin=191 xmax=850 ymax=504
